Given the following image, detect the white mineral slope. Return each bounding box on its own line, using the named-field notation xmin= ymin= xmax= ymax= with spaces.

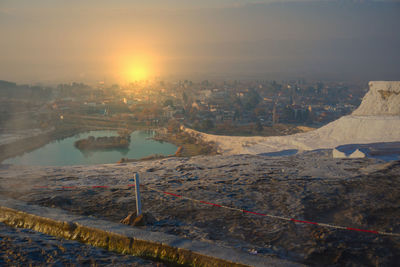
xmin=353 ymin=81 xmax=400 ymax=115
xmin=187 ymin=81 xmax=400 ymax=155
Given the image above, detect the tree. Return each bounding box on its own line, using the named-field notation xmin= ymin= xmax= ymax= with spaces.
xmin=232 ymin=96 xmax=242 ymax=109
xmin=182 ymin=92 xmax=188 ymax=104
xmin=255 ymin=120 xmax=263 ymax=132
xmin=233 ymin=109 xmax=241 ymax=121
xmin=283 ymin=106 xmax=295 ymax=122
xmin=167 ymin=119 xmax=181 ymax=133
xmin=244 ymin=89 xmax=261 ymax=111
xmin=163 ymin=99 xmax=174 ymax=107
xmin=254 ymin=107 xmax=265 ymax=117
xmin=201 ymin=119 xmax=214 ymax=131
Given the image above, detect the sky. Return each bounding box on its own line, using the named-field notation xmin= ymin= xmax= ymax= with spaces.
xmin=0 ymin=0 xmax=400 ymax=84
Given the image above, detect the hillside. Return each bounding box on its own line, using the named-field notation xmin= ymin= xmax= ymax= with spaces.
xmin=1 ymin=151 xmax=399 ymax=266
xmin=189 ymin=81 xmax=400 ymax=155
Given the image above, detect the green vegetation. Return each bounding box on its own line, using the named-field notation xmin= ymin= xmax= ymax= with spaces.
xmin=154 ymin=120 xmax=218 ymax=157
xmin=74 ymin=135 xmax=130 ymax=151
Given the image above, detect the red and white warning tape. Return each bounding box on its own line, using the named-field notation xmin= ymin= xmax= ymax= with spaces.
xmin=143 ymin=185 xmax=400 ymax=238
xmin=33 ymin=183 xmax=400 ymax=237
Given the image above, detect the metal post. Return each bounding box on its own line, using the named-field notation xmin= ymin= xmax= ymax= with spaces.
xmin=134 ymin=173 xmax=142 ymax=216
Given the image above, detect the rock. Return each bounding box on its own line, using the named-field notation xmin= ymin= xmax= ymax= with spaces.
xmin=117 ymin=158 xmax=127 ymax=163
xmin=120 ymin=212 xmax=156 ymax=226
xmin=120 ymin=213 xmax=145 ymax=226
xmin=175 ymin=146 xmax=184 ymax=156
xmin=332 ymin=148 xmax=347 ymax=158
xmin=348 ymin=149 xmax=365 ymax=159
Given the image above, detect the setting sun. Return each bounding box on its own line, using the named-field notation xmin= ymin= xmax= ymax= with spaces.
xmin=126 ymin=64 xmax=150 ymax=81
xmin=114 ymin=51 xmax=159 ymax=84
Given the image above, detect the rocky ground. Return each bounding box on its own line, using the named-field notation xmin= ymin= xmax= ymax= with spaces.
xmin=0 ymin=222 xmax=164 ymax=266
xmin=1 ymin=151 xmax=399 ymax=266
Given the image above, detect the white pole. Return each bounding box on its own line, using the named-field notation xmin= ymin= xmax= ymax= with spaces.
xmin=134 ymin=173 xmax=142 ymax=216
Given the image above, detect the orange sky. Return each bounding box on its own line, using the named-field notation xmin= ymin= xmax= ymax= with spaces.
xmin=1 ymin=0 xmax=399 ymax=84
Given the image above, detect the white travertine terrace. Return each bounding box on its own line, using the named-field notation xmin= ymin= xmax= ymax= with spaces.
xmin=352 ymin=81 xmax=400 ymax=116
xmin=186 ymin=81 xmax=400 ymax=155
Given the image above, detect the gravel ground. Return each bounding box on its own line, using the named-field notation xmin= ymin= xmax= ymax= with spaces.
xmin=1 ymin=151 xmax=399 ymax=266
xmin=0 ymin=223 xmax=165 ymax=266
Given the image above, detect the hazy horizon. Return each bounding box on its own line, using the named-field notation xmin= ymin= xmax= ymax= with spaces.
xmin=1 ymin=0 xmax=400 ymax=84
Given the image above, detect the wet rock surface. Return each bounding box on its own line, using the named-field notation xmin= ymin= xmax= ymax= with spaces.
xmin=1 ymin=150 xmax=399 ymax=266
xmin=0 ymin=222 xmax=164 ymax=266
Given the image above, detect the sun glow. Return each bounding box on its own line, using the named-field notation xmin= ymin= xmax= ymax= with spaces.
xmin=127 ymin=64 xmax=150 ymax=81
xmin=115 ymin=52 xmax=159 ymax=84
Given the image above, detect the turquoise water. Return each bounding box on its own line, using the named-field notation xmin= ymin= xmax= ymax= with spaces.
xmin=4 ymin=130 xmax=177 ymax=166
